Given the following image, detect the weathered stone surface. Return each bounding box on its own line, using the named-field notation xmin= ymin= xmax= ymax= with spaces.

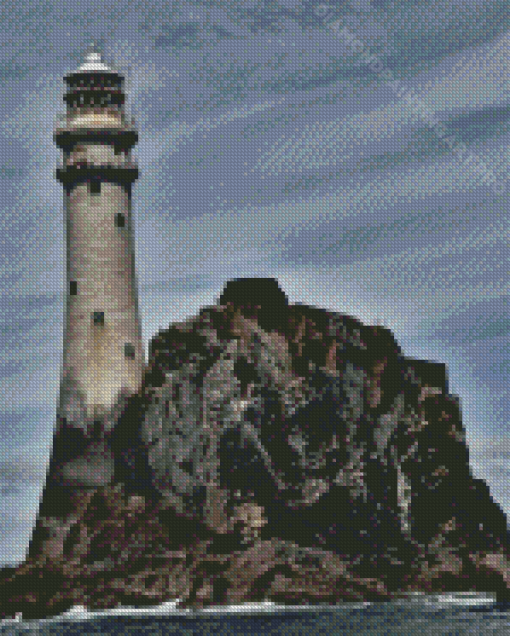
xmin=1 ymin=277 xmax=509 ymax=619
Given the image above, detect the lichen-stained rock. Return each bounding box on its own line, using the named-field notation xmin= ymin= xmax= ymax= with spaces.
xmin=2 ymin=277 xmax=510 ymax=619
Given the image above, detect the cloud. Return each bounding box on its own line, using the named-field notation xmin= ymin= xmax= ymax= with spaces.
xmin=252 ymin=26 xmax=510 ymax=182
xmin=256 ymin=96 xmax=510 ymax=178
xmin=155 ymin=22 xmax=202 ymax=50
xmin=0 ymin=455 xmax=47 ymax=485
xmin=382 ymin=0 xmax=510 ymax=68
xmin=140 ymin=99 xmax=281 ymax=165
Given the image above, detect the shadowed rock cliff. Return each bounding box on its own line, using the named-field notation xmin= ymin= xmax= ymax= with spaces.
xmin=1 ymin=277 xmax=509 ymax=619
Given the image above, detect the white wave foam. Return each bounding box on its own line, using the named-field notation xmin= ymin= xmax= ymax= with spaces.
xmin=1 ymin=598 xmax=368 ymax=626
xmin=394 ymin=591 xmax=496 ymax=607
xmin=3 ymin=593 xmax=493 ymax=627
xmin=55 ymin=599 xmax=190 ymax=621
xmin=429 ymin=592 xmax=497 ymax=606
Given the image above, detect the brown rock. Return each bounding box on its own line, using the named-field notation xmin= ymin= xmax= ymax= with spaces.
xmin=4 ymin=277 xmax=507 ymax=617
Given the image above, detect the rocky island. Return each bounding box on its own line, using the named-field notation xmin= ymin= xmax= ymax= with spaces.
xmin=1 ymin=277 xmax=509 ymax=619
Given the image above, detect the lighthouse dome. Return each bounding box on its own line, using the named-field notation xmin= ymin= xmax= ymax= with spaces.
xmin=67 ymin=43 xmax=121 ymax=77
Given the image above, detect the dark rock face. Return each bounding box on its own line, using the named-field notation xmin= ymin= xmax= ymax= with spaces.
xmin=2 ymin=277 xmax=510 ymax=619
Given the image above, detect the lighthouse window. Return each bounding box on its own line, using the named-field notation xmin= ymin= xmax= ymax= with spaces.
xmin=89 ymin=180 xmax=101 ymax=195
xmin=124 ymin=343 xmax=136 ymax=359
xmin=92 ymin=311 xmax=104 ymax=326
xmin=69 ymin=281 xmax=77 ymax=295
xmin=115 ymin=213 xmax=125 ymax=228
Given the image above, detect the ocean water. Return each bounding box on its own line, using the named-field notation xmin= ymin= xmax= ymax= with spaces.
xmin=1 ymin=593 xmax=509 ymax=635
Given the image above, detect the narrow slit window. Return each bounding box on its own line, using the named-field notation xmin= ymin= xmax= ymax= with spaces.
xmin=115 ymin=213 xmax=125 ymax=228
xmin=92 ymin=311 xmax=104 ymax=326
xmin=89 ymin=180 xmax=101 ymax=196
xmin=124 ymin=343 xmax=136 ymax=359
xmin=69 ymin=281 xmax=77 ymax=295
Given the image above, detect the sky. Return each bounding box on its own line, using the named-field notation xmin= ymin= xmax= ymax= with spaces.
xmin=0 ymin=0 xmax=509 ymax=565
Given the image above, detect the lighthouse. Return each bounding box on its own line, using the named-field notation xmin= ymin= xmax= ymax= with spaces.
xmin=55 ymin=44 xmax=144 ymax=417
xmin=27 ymin=45 xmax=144 ymax=561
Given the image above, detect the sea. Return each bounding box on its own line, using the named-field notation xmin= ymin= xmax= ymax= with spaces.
xmin=1 ymin=592 xmax=510 ymax=635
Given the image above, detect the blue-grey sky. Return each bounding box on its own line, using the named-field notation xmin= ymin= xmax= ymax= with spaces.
xmin=0 ymin=0 xmax=509 ymax=565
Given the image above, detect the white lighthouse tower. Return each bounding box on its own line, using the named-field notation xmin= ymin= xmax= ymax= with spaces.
xmin=55 ymin=44 xmax=144 ymax=419
xmin=27 ymin=45 xmax=144 ymax=562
